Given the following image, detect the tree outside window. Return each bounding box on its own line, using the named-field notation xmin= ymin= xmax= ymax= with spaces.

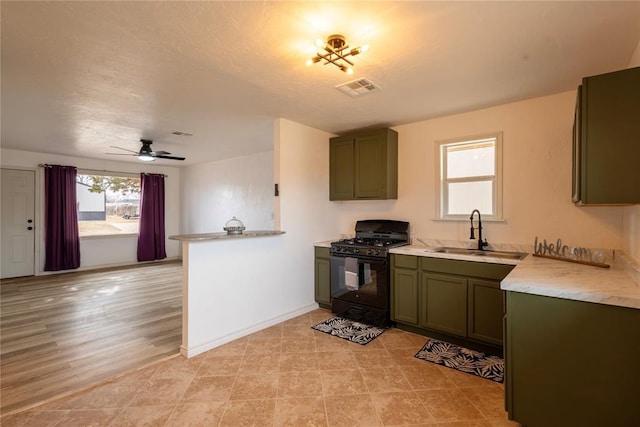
xmin=76 ymin=174 xmax=141 ymax=236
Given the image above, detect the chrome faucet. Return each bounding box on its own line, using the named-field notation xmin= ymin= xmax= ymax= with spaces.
xmin=470 ymin=209 xmax=488 ymax=250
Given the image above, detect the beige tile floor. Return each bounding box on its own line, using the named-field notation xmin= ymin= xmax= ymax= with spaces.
xmin=1 ymin=309 xmax=520 ymax=426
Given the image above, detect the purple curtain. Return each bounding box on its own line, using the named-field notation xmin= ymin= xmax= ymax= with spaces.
xmin=44 ymin=165 xmax=81 ymax=271
xmin=137 ymin=173 xmax=167 ymax=262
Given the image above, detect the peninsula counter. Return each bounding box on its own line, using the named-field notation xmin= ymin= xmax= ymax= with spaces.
xmin=169 ymin=230 xmax=317 ymax=358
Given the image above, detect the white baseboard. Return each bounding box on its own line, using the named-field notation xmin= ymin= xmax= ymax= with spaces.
xmin=180 ymin=302 xmax=320 ymax=358
xmin=34 ymin=257 xmax=182 ymax=276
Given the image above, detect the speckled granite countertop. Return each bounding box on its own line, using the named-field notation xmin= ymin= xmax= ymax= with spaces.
xmin=169 ymin=230 xmax=285 ymax=241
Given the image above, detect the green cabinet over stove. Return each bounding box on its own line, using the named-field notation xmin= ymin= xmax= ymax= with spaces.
xmin=329 ymin=128 xmax=398 ymax=200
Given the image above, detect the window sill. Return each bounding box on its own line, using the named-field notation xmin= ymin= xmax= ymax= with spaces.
xmin=80 ymin=233 xmax=138 ymax=240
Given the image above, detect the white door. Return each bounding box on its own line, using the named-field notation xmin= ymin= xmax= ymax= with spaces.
xmin=1 ymin=169 xmax=35 ymax=279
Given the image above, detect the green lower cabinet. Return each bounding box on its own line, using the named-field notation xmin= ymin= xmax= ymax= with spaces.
xmin=505 ymin=291 xmax=640 ymax=426
xmin=391 ymin=268 xmax=419 ymax=325
xmin=314 ymin=247 xmax=331 ymax=309
xmin=390 ymin=254 xmax=511 ymax=348
xmin=420 ymin=273 xmax=467 ymax=337
xmin=467 ymin=278 xmax=504 ymax=346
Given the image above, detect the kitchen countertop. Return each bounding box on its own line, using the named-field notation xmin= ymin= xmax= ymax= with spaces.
xmin=390 ymin=239 xmax=639 ymax=310
xmin=390 ymin=244 xmax=525 ymax=266
xmin=169 ymin=230 xmax=285 ymax=241
xmin=501 ymin=252 xmax=640 ymax=310
xmin=316 ymin=237 xmax=639 ymax=309
xmin=314 ymin=240 xmax=335 ymax=248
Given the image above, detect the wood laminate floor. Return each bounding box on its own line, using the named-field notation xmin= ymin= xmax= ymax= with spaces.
xmin=0 ymin=262 xmax=182 ymax=415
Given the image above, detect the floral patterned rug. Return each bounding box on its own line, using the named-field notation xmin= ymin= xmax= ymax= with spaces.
xmin=311 ymin=316 xmax=385 ymax=345
xmin=414 ymin=338 xmax=504 ymax=383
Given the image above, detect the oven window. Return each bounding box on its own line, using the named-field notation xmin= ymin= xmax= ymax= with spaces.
xmin=330 ymin=256 xmax=387 ymax=306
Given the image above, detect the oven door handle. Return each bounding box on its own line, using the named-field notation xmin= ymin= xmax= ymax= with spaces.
xmin=330 ymin=254 xmax=388 ymax=264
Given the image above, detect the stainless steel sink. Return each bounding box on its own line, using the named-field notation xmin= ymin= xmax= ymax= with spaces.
xmin=428 ymin=247 xmax=528 ymax=260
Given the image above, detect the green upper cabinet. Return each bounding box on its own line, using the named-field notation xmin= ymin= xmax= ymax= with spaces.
xmin=573 ymin=66 xmax=640 ymax=205
xmin=329 ymin=128 xmax=398 ymax=200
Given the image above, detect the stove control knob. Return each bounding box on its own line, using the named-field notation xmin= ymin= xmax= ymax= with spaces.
xmin=375 ymin=249 xmax=381 ymax=255
xmin=367 ymin=249 xmax=373 ymax=255
xmin=354 ymin=248 xmax=360 ymax=254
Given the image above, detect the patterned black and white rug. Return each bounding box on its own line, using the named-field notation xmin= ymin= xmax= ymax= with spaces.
xmin=414 ymin=338 xmax=504 ymax=383
xmin=311 ymin=316 xmax=385 ymax=345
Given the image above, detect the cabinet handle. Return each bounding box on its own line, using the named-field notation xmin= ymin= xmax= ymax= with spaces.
xmin=27 ymin=226 xmax=33 ymax=231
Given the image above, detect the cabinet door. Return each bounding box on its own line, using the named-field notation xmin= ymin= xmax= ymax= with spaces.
xmin=467 ymin=278 xmax=504 ymax=345
xmin=391 ymin=268 xmax=419 ymax=325
xmin=354 ymin=134 xmax=387 ymax=198
xmin=506 ymin=291 xmax=640 ymax=426
xmin=329 ymin=136 xmax=354 ymax=200
xmin=420 ymin=273 xmax=467 ymax=337
xmin=579 ymin=67 xmax=640 ymax=204
xmin=314 ymin=248 xmax=331 ymax=308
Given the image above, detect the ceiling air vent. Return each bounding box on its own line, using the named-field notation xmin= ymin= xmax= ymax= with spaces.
xmin=335 ymin=77 xmax=381 ymax=97
xmin=171 ymin=130 xmax=193 ymax=137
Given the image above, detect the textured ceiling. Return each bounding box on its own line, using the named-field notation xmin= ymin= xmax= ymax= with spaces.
xmin=2 ymin=1 xmax=639 ymax=166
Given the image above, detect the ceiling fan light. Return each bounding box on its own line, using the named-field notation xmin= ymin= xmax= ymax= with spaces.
xmin=138 ymin=154 xmax=155 ymax=162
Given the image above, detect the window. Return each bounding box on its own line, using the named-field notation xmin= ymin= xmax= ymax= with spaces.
xmin=76 ymin=172 xmax=141 ymax=237
xmin=436 ymin=132 xmax=503 ymax=220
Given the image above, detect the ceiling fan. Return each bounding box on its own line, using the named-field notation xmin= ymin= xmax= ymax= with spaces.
xmin=107 ymin=139 xmax=186 ymax=161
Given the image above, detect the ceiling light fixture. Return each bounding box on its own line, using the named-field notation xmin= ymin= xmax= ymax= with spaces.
xmin=306 ymin=34 xmax=369 ymax=74
xmin=138 ymin=145 xmax=155 ymax=162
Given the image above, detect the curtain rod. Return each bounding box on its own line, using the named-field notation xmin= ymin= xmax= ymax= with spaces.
xmin=38 ymin=164 xmax=168 ymax=178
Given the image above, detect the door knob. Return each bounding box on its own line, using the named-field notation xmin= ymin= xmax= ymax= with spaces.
xmin=27 ymin=226 xmax=33 ymax=230
xmin=27 ymin=219 xmax=33 ymax=223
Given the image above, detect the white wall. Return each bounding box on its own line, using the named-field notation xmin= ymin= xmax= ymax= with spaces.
xmin=0 ymin=148 xmax=181 ymax=273
xmin=622 ymin=40 xmax=640 ymax=263
xmin=331 ymin=91 xmax=624 ymax=250
xmin=180 ymin=151 xmax=274 ymax=234
xmin=179 ymin=119 xmax=339 ymax=356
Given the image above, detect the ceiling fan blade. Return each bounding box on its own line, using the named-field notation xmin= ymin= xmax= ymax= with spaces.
xmin=152 ymin=150 xmax=171 ymax=155
xmin=109 ymin=146 xmax=139 ymax=154
xmin=155 ymin=154 xmax=186 ymax=161
xmin=105 ymin=152 xmax=136 ymax=156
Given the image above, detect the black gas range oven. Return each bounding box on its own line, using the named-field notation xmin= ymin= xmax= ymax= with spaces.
xmin=330 ymin=220 xmax=410 ymax=327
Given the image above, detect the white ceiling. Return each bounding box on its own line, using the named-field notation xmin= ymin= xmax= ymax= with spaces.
xmin=2 ymin=1 xmax=639 ymax=166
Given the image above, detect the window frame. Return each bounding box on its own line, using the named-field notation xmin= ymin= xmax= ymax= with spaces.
xmin=76 ymin=169 xmax=142 ymax=238
xmin=435 ymin=132 xmax=504 ymax=221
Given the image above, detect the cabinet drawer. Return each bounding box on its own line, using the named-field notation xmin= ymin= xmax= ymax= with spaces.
xmin=315 ymin=246 xmax=330 ymax=259
xmin=393 ymin=254 xmax=418 ymax=269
